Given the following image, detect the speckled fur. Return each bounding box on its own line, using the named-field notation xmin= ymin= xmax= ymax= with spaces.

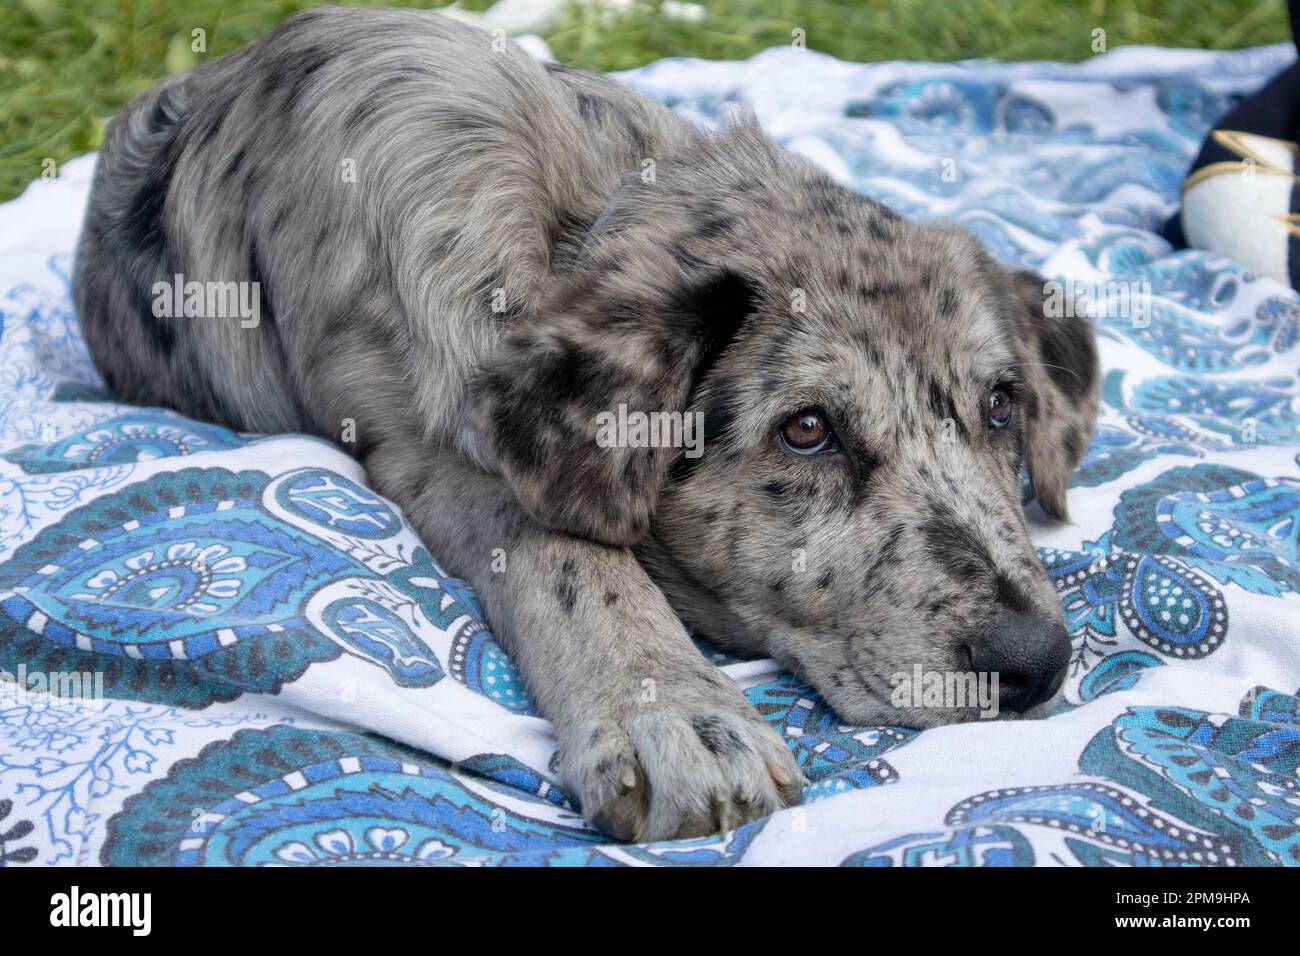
xmin=74 ymin=7 xmax=1098 ymax=841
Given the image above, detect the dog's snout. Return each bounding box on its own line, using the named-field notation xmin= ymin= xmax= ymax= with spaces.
xmin=967 ymin=612 xmax=1070 ymax=713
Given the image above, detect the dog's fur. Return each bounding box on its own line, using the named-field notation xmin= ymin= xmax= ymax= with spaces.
xmin=73 ymin=7 xmax=1099 ymax=840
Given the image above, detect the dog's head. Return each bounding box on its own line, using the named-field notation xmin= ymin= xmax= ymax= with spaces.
xmin=469 ymin=124 xmax=1098 ymax=726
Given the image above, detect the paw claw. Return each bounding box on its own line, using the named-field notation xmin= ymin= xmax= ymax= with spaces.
xmin=567 ymin=678 xmax=806 ymax=841
xmin=719 ymin=796 xmax=751 ymax=834
xmin=765 ymin=758 xmax=792 ymax=788
xmin=591 ymin=785 xmax=648 ymax=843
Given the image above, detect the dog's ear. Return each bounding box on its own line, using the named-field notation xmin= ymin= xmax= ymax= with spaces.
xmin=467 ymin=248 xmax=756 ymax=547
xmin=1002 ymin=268 xmax=1099 ymax=521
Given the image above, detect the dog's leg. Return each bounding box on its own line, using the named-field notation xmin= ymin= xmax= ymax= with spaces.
xmin=365 ymin=442 xmax=804 ymax=841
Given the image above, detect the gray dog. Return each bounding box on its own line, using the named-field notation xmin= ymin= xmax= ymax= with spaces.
xmin=73 ymin=6 xmax=1099 ymax=841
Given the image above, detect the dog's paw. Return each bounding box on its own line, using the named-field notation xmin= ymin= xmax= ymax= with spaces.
xmin=561 ymin=684 xmax=804 ymax=842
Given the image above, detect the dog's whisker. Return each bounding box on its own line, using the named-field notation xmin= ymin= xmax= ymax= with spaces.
xmin=1000 ymin=359 xmax=1087 ymax=385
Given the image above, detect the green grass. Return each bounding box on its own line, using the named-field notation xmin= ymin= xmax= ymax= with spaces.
xmin=0 ymin=0 xmax=1289 ymax=201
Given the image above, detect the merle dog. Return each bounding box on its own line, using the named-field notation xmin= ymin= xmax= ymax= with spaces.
xmin=73 ymin=7 xmax=1099 ymax=841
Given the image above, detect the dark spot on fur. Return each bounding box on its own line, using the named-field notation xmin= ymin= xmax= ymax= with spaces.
xmin=246 ymin=236 xmax=276 ymax=328
xmin=936 ymin=390 xmax=969 ymax=441
xmin=1013 ymin=272 xmax=1097 ymax=400
xmin=848 ymin=449 xmax=880 ymax=506
xmin=858 ymin=279 xmax=907 ymax=300
xmin=927 ymin=380 xmax=947 ymax=419
xmin=692 ymin=716 xmax=743 ymax=755
xmin=536 ymin=339 xmax=603 ymax=406
xmin=345 ymin=95 xmax=381 ymax=132
xmin=667 ymin=269 xmax=756 ymax=370
xmin=555 ymin=578 xmax=577 ymax=615
xmin=852 ymin=329 xmax=880 ymax=363
xmin=920 ymin=504 xmax=992 ymax=583
xmin=276 ymin=45 xmax=333 ymax=106
xmin=865 ymin=523 xmax=906 ymax=583
xmin=865 ymin=216 xmax=896 ymax=241
xmin=667 ymin=449 xmax=697 ymax=485
xmin=938 ymin=287 xmax=959 ymax=318
xmin=693 ymin=214 xmax=734 ymax=240
xmin=807 ymin=185 xmax=843 ymax=217
xmin=575 ymin=93 xmax=606 ymax=122
xmin=994 ymin=574 xmax=1034 ymax=615
xmin=1020 ymin=383 xmax=1040 ymax=421
xmin=220 ymin=146 xmax=246 ymax=185
xmin=1037 ymin=315 xmax=1097 ymax=399
xmin=670 ymin=245 xmax=706 ymax=271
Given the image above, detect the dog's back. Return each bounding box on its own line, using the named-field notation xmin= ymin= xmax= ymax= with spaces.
xmin=74 ymin=6 xmax=689 ymax=446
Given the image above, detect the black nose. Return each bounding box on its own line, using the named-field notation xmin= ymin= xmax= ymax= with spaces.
xmin=967 ymin=613 xmax=1070 ymax=713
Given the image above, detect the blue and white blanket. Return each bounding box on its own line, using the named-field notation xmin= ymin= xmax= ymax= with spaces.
xmin=2 ymin=41 xmax=1299 ymax=868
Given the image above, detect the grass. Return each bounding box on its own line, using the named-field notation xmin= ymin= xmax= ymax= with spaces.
xmin=0 ymin=0 xmax=1289 ymax=201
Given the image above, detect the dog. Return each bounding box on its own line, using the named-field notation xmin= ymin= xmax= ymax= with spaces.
xmin=73 ymin=6 xmax=1099 ymax=841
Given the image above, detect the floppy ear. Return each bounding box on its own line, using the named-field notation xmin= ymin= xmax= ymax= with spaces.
xmin=1003 ymin=268 xmax=1100 ymax=521
xmin=467 ymin=248 xmax=756 ymax=547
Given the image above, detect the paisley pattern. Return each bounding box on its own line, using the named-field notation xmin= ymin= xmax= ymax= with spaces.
xmin=747 ymin=679 xmax=914 ymax=796
xmin=1098 ymin=298 xmax=1292 ymax=373
xmin=1113 ymin=465 xmax=1300 ymax=596
xmin=844 ymin=685 xmax=1300 ymax=866
xmin=0 ymin=468 xmax=455 ymax=706
xmin=1089 ymin=703 xmax=1300 ymax=865
xmin=1077 ymin=649 xmax=1162 ymax=702
xmin=1242 ymin=685 xmax=1300 ymax=725
xmin=1071 ymin=419 xmax=1206 ymax=491
xmin=4 ymin=41 xmax=1300 ymax=865
xmin=1129 ymin=375 xmax=1300 ymax=445
xmin=449 ymin=624 xmax=537 ymax=715
xmin=1040 ymin=524 xmax=1231 ymax=689
xmin=2 ymin=411 xmax=248 ymax=473
xmin=943 ymin=782 xmax=1239 ymax=866
xmin=102 ymin=727 xmax=599 ymax=866
xmin=843 ymin=824 xmax=1035 ymax=867
xmin=844 ymin=781 xmax=1236 ymax=867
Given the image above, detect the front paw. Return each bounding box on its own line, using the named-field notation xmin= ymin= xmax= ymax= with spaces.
xmin=561 ymin=678 xmax=804 ymax=842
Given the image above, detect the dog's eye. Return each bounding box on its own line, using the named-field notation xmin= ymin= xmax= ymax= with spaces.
xmin=780 ymin=409 xmax=835 ymax=454
xmin=987 ymin=386 xmax=1014 ymax=428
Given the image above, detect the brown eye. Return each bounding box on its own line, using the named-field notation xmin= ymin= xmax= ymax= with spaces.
xmin=780 ymin=408 xmax=834 ymax=454
xmin=987 ymin=386 xmax=1014 ymax=428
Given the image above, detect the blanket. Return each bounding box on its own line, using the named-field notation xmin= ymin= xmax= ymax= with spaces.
xmin=2 ymin=40 xmax=1298 ymax=868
